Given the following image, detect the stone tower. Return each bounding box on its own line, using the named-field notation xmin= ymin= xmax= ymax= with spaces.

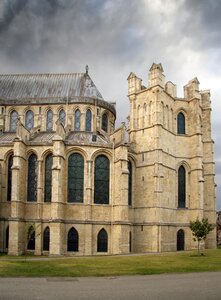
xmin=127 ymin=63 xmax=216 ymax=252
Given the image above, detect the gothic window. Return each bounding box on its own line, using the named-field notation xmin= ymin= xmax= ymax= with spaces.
xmin=177 ymin=112 xmax=185 ymax=134
xmin=97 ymin=228 xmax=108 ymax=252
xmin=74 ymin=109 xmax=81 ymax=131
xmin=102 ymin=113 xmax=108 ymax=132
xmin=68 ymin=153 xmax=84 ymax=203
xmin=94 ymin=155 xmax=110 ymax=204
xmin=7 ymin=154 xmax=13 ymax=201
xmin=6 ymin=226 xmax=9 ymax=249
xmin=67 ymin=227 xmax=79 ymax=252
xmin=85 ymin=109 xmax=92 ymax=131
xmin=43 ymin=227 xmax=50 ymax=251
xmin=46 ymin=109 xmax=53 ymax=131
xmin=25 ymin=110 xmax=34 ymax=131
xmin=27 ymin=226 xmax=35 ymax=250
xmin=27 ymin=154 xmax=38 ymax=202
xmin=178 ymin=166 xmax=186 ymax=208
xmin=59 ymin=109 xmax=66 ymax=126
xmin=128 ymin=161 xmax=132 ymax=206
xmin=177 ymin=229 xmax=185 ymax=251
xmin=10 ymin=110 xmax=18 ymax=132
xmin=44 ymin=154 xmax=52 ymax=202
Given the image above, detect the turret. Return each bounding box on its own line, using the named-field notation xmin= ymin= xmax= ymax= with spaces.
xmin=127 ymin=72 xmax=142 ymax=95
xmin=184 ymin=77 xmax=200 ymax=100
xmin=148 ymin=63 xmax=165 ymax=88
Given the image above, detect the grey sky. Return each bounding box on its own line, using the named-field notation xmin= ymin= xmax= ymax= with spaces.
xmin=0 ymin=0 xmax=220 ymax=209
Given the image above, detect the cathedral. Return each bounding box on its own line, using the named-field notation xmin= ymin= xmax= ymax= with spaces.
xmin=0 ymin=63 xmax=216 ymax=256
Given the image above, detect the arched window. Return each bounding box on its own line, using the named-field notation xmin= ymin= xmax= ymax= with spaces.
xmin=177 ymin=112 xmax=185 ymax=134
xmin=128 ymin=161 xmax=132 ymax=206
xmin=178 ymin=166 xmax=186 ymax=208
xmin=102 ymin=113 xmax=108 ymax=132
xmin=68 ymin=153 xmax=84 ymax=203
xmin=43 ymin=227 xmax=50 ymax=251
xmin=10 ymin=110 xmax=18 ymax=132
xmin=94 ymin=155 xmax=110 ymax=204
xmin=59 ymin=109 xmax=66 ymax=126
xmin=85 ymin=109 xmax=92 ymax=131
xmin=44 ymin=154 xmax=52 ymax=202
xmin=27 ymin=226 xmax=35 ymax=250
xmin=46 ymin=109 xmax=53 ymax=131
xmin=67 ymin=227 xmax=79 ymax=252
xmin=97 ymin=228 xmax=108 ymax=252
xmin=25 ymin=110 xmax=34 ymax=131
xmin=74 ymin=109 xmax=81 ymax=131
xmin=27 ymin=154 xmax=38 ymax=202
xmin=177 ymin=229 xmax=185 ymax=251
xmin=6 ymin=226 xmax=9 ymax=249
xmin=7 ymin=154 xmax=13 ymax=201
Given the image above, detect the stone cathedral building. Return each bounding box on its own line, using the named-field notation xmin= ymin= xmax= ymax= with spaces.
xmin=0 ymin=63 xmax=216 ymax=256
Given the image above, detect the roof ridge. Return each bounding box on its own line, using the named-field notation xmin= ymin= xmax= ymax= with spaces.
xmin=0 ymin=72 xmax=86 ymax=76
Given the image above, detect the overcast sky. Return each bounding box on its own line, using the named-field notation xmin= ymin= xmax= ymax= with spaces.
xmin=0 ymin=0 xmax=220 ymax=210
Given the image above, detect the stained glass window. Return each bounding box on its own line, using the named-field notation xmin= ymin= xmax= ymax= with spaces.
xmin=74 ymin=109 xmax=81 ymax=131
xmin=44 ymin=154 xmax=52 ymax=202
xmin=7 ymin=154 xmax=13 ymax=201
xmin=102 ymin=113 xmax=108 ymax=132
xmin=46 ymin=109 xmax=53 ymax=131
xmin=27 ymin=226 xmax=35 ymax=250
xmin=59 ymin=109 xmax=66 ymax=126
xmin=94 ymin=155 xmax=109 ymax=204
xmin=85 ymin=109 xmax=92 ymax=131
xmin=97 ymin=228 xmax=108 ymax=252
xmin=25 ymin=110 xmax=34 ymax=131
xmin=68 ymin=153 xmax=84 ymax=203
xmin=27 ymin=154 xmax=38 ymax=202
xmin=177 ymin=112 xmax=185 ymax=134
xmin=43 ymin=227 xmax=50 ymax=251
xmin=128 ymin=161 xmax=132 ymax=206
xmin=177 ymin=229 xmax=185 ymax=251
xmin=67 ymin=227 xmax=79 ymax=252
xmin=10 ymin=110 xmax=18 ymax=132
xmin=178 ymin=166 xmax=186 ymax=208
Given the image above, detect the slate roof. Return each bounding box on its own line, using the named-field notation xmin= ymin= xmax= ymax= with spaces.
xmin=0 ymin=73 xmax=103 ymax=101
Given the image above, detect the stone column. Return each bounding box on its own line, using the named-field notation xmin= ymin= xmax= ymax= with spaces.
xmin=8 ymin=138 xmax=26 ymax=255
xmin=50 ymin=137 xmax=66 ymax=255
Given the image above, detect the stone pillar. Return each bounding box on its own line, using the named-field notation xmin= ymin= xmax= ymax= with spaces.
xmin=50 ymin=137 xmax=66 ymax=255
xmin=8 ymin=138 xmax=26 ymax=255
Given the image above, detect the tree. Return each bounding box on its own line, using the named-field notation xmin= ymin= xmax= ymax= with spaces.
xmin=190 ymin=218 xmax=214 ymax=255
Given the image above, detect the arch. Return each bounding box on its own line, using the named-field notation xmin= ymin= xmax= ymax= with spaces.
xmin=46 ymin=109 xmax=53 ymax=131
xmin=25 ymin=110 xmax=34 ymax=131
xmin=10 ymin=110 xmax=18 ymax=132
xmin=85 ymin=109 xmax=92 ymax=131
xmin=6 ymin=226 xmax=9 ymax=249
xmin=27 ymin=153 xmax=38 ymax=202
xmin=94 ymin=155 xmax=110 ymax=204
xmin=68 ymin=153 xmax=84 ymax=203
xmin=67 ymin=227 xmax=79 ymax=252
xmin=27 ymin=226 xmax=35 ymax=250
xmin=101 ymin=113 xmax=108 ymax=132
xmin=97 ymin=228 xmax=108 ymax=252
xmin=74 ymin=109 xmax=81 ymax=131
xmin=44 ymin=154 xmax=53 ymax=202
xmin=43 ymin=227 xmax=50 ymax=251
xmin=59 ymin=109 xmax=66 ymax=126
xmin=128 ymin=160 xmax=132 ymax=206
xmin=177 ymin=229 xmax=185 ymax=251
xmin=7 ymin=154 xmax=13 ymax=201
xmin=177 ymin=112 xmax=185 ymax=134
xmin=178 ymin=165 xmax=186 ymax=208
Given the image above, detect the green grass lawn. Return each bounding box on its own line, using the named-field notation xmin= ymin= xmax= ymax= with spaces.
xmin=0 ymin=249 xmax=221 ymax=277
